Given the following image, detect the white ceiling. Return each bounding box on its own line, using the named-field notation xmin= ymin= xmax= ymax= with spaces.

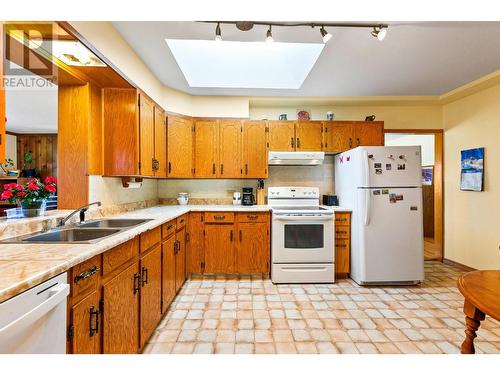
xmin=4 ymin=63 xmax=58 ymax=134
xmin=113 ymin=21 xmax=500 ymax=97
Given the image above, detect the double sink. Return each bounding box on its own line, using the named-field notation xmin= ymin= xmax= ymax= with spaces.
xmin=1 ymin=218 xmax=153 ymax=244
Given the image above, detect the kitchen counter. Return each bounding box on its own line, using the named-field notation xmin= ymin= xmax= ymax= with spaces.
xmin=0 ymin=204 xmax=350 ymax=303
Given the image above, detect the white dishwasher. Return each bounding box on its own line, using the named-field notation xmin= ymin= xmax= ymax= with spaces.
xmin=0 ymin=272 xmax=69 ymax=354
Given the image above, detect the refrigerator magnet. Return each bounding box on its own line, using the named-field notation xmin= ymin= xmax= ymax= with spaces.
xmin=382 ymin=189 xmax=389 ymax=195
xmin=374 ymin=163 xmax=382 ymax=168
xmin=389 ymin=194 xmax=397 ymax=203
xmin=375 ymin=169 xmax=383 ymax=174
xmin=385 ymin=163 xmax=392 ymax=170
xmin=373 ymin=190 xmax=381 ymax=195
xmin=397 ymin=164 xmax=406 ymax=170
xmin=396 ymin=195 xmax=404 ymax=201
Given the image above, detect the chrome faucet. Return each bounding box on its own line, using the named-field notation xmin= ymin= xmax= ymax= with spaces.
xmin=58 ymin=201 xmax=102 ymax=227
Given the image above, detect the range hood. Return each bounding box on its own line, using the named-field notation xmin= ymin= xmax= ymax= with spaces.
xmin=268 ymin=152 xmax=325 ymax=166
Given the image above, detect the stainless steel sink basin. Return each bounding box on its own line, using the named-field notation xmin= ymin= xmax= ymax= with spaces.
xmin=79 ymin=218 xmax=153 ymax=228
xmin=1 ymin=228 xmax=121 ymax=244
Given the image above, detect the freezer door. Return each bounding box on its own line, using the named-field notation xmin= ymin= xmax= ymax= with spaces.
xmin=356 ymin=187 xmax=424 ymax=283
xmin=362 ymin=146 xmax=422 ymax=188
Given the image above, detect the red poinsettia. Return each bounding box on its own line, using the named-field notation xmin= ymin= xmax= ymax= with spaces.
xmin=1 ymin=176 xmax=57 ymax=207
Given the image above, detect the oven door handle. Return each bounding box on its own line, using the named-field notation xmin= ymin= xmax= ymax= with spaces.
xmin=273 ymin=215 xmax=333 ymax=222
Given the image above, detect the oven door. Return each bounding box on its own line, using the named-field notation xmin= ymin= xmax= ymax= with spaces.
xmin=272 ymin=214 xmax=334 ymax=263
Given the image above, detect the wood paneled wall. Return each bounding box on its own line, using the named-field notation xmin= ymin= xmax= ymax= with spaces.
xmin=16 ymin=134 xmax=58 ymax=179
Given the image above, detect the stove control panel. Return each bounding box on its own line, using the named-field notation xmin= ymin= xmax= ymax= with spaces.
xmin=268 ymin=187 xmax=320 ymax=199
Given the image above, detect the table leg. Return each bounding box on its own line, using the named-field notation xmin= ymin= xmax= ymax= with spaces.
xmin=461 ymin=299 xmax=485 ymax=354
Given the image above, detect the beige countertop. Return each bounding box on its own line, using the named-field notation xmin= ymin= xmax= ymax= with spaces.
xmin=0 ymin=204 xmax=350 ymax=303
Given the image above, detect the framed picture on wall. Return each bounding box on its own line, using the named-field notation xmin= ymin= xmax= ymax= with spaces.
xmin=422 ymin=166 xmax=433 ymax=186
xmin=460 ymin=147 xmax=484 ymax=191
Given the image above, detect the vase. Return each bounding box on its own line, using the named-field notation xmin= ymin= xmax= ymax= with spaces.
xmin=20 ymin=200 xmax=46 ymax=218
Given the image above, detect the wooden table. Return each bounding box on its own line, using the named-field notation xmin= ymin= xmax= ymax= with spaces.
xmin=457 ymin=270 xmax=500 ymax=354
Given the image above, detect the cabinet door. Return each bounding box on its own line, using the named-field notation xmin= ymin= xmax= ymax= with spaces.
xmin=161 ymin=235 xmax=176 ymax=313
xmin=140 ymin=245 xmax=162 ymax=347
xmin=186 ymin=212 xmax=204 ymax=274
xmin=295 ymin=121 xmax=322 ymax=151
xmin=353 ymin=121 xmax=384 ymax=147
xmin=70 ymin=290 xmax=100 ymax=354
xmin=167 ymin=116 xmax=193 ymax=177
xmin=268 ymin=121 xmax=295 ymax=151
xmin=242 ymin=121 xmax=268 ymax=178
xmin=218 ymin=120 xmax=241 ymax=178
xmin=154 ymin=106 xmax=167 ymax=177
xmin=139 ymin=94 xmax=155 ymax=177
xmin=236 ymin=222 xmax=269 ymax=273
xmin=103 ymin=263 xmax=139 ymax=354
xmin=175 ymin=227 xmax=186 ymax=292
xmin=204 ymin=224 xmax=235 ymax=273
xmin=194 ymin=120 xmax=218 ymax=178
xmin=323 ymin=122 xmax=354 ymax=152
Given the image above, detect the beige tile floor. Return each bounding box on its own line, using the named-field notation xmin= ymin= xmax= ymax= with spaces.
xmin=143 ymin=262 xmax=500 ymax=354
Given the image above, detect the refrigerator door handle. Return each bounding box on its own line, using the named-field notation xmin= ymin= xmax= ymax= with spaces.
xmin=362 ymin=149 xmax=370 ymax=188
xmin=364 ymin=189 xmax=371 ymax=226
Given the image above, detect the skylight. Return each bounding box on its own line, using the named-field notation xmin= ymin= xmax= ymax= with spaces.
xmin=165 ymin=39 xmax=324 ymax=89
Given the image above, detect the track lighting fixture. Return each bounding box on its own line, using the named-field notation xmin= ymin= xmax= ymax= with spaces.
xmin=371 ymin=26 xmax=387 ymax=41
xmin=320 ymin=26 xmax=332 ymax=43
xmin=266 ymin=25 xmax=274 ymax=43
xmin=215 ymin=22 xmax=222 ymax=42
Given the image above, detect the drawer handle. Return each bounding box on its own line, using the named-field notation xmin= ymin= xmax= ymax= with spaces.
xmin=74 ymin=265 xmax=99 ymax=284
xmin=247 ymin=215 xmax=258 ymax=220
xmin=167 ymin=224 xmax=173 ymax=230
xmin=336 ymin=244 xmax=348 ymax=248
xmin=336 ymin=218 xmax=347 ymax=222
xmin=336 ymin=230 xmax=348 ymax=234
xmin=214 ymin=215 xmax=226 ymax=220
xmin=89 ymin=306 xmax=99 ymax=337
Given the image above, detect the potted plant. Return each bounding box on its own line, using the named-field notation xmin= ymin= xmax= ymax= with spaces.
xmin=1 ymin=176 xmax=57 ymax=217
xmin=22 ymin=150 xmax=37 ymax=178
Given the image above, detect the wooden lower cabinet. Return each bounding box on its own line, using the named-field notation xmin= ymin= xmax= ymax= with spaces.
xmin=204 ymin=223 xmax=235 ymax=273
xmin=161 ymin=234 xmax=176 ymax=313
xmin=102 ymin=262 xmax=140 ymax=354
xmin=69 ymin=290 xmax=100 ymax=354
xmin=139 ymin=245 xmax=162 ymax=348
xmin=236 ymin=221 xmax=269 ymax=273
xmin=334 ymin=212 xmax=351 ymax=279
xmin=186 ymin=212 xmax=204 ymax=274
xmin=175 ymin=226 xmax=187 ymax=292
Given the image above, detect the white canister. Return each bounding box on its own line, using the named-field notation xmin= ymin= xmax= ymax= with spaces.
xmin=177 ymin=192 xmax=189 ymax=205
xmin=232 ymin=191 xmax=241 ymax=205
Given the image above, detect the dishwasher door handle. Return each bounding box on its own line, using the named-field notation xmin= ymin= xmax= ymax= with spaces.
xmin=0 ymin=283 xmax=69 ymax=341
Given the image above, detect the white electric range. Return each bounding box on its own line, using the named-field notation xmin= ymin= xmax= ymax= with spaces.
xmin=269 ymin=187 xmax=335 ymax=284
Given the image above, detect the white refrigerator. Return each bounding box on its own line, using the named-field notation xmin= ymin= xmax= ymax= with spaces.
xmin=335 ymin=146 xmax=424 ymax=285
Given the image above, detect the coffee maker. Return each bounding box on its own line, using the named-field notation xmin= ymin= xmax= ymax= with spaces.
xmin=242 ymin=187 xmax=255 ymax=206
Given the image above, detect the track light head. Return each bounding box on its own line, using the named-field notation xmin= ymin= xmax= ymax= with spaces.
xmin=320 ymin=26 xmax=332 ymax=43
xmin=371 ymin=26 xmax=387 ymax=41
xmin=215 ymin=22 xmax=222 ymax=42
xmin=266 ymin=25 xmax=274 ymax=43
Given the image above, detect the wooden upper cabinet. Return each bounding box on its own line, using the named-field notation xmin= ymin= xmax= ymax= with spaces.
xmin=353 ymin=121 xmax=384 ymax=147
xmin=295 ymin=121 xmax=322 ymax=151
xmin=242 ymin=121 xmax=268 ymax=178
xmin=138 ymin=94 xmax=155 ymax=177
xmin=154 ymin=106 xmax=167 ymax=177
xmin=268 ymin=121 xmax=295 ymax=151
xmin=103 ymin=88 xmax=139 ymax=176
xmin=194 ymin=120 xmax=218 ymax=178
xmin=167 ymin=116 xmax=193 ymax=178
xmin=218 ymin=120 xmax=242 ymax=178
xmin=204 ymin=224 xmax=235 ymax=273
xmin=323 ymin=121 xmax=354 ymax=153
xmin=139 ymin=245 xmax=162 ymax=348
xmin=102 ymin=263 xmax=139 ymax=354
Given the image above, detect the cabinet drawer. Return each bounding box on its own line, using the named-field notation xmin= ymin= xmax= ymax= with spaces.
xmin=140 ymin=226 xmax=161 ymax=253
xmin=236 ymin=212 xmax=268 ymax=223
xmin=71 ymin=255 xmax=101 ymax=298
xmin=334 ymin=225 xmax=350 ymax=239
xmin=205 ymin=212 xmax=234 ymax=223
xmin=103 ymin=237 xmax=138 ymax=275
xmin=334 ymin=212 xmax=351 ymax=225
xmin=162 ymin=220 xmax=176 ymax=239
xmin=176 ymin=214 xmax=188 ymax=229
xmin=335 ymin=238 xmax=350 ymax=250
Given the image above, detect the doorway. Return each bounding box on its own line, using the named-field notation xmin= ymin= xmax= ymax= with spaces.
xmin=384 ymin=130 xmax=443 ymax=261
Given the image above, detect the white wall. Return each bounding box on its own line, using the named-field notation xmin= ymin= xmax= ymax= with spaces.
xmin=385 ymin=134 xmax=435 ymax=166
xmin=88 ymin=176 xmax=158 ymax=207
xmin=5 ymin=134 xmax=17 ymax=167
